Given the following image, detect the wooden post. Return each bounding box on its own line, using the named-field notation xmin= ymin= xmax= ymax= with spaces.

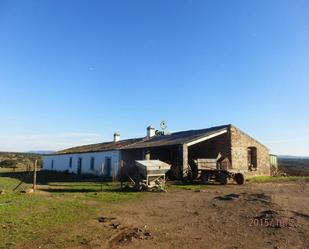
xmin=33 ymin=160 xmax=37 ymax=192
xmin=178 ymin=144 xmax=188 ymax=179
xmin=183 ymin=144 xmax=188 ymax=178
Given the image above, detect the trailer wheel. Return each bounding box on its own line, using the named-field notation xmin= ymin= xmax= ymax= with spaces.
xmin=134 ymin=182 xmax=143 ymax=191
xmin=234 ymin=173 xmax=245 ymax=185
xmin=218 ymin=173 xmax=228 ymax=185
xmin=201 ymin=172 xmax=210 ymax=184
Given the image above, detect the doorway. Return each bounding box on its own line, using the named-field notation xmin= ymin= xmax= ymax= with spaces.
xmin=77 ymin=157 xmax=82 ymax=175
xmin=104 ymin=157 xmax=111 ymax=177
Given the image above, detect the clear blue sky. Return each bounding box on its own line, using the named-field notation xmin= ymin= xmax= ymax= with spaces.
xmin=0 ymin=0 xmax=308 ymax=155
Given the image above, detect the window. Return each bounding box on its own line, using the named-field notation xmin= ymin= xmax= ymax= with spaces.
xmin=69 ymin=157 xmax=72 ymax=168
xmin=77 ymin=157 xmax=82 ymax=175
xmin=247 ymin=147 xmax=257 ymax=171
xmin=51 ymin=160 xmax=54 ymax=169
xmin=90 ymin=157 xmax=95 ymax=170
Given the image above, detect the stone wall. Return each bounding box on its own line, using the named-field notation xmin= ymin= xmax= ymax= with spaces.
xmin=230 ymin=126 xmax=270 ymax=176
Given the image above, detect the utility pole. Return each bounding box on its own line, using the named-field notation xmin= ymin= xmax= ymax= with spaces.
xmin=33 ymin=160 xmax=37 ymax=192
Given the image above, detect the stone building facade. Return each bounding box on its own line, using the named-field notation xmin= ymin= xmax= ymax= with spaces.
xmin=230 ymin=126 xmax=270 ymax=176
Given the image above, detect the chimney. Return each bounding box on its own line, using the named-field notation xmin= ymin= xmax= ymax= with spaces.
xmin=147 ymin=126 xmax=155 ymax=138
xmin=114 ymin=132 xmax=120 ymax=142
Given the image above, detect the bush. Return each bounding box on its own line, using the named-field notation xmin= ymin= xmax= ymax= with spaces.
xmin=0 ymin=159 xmax=17 ymax=168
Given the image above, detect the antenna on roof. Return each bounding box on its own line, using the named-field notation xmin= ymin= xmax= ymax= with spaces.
xmin=160 ymin=121 xmax=167 ymax=131
xmin=156 ymin=121 xmax=170 ymax=136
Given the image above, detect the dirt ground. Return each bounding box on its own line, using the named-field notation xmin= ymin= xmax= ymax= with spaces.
xmin=18 ymin=179 xmax=309 ymax=249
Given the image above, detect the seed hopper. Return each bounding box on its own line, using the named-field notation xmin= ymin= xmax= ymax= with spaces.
xmin=133 ymin=160 xmax=171 ymax=191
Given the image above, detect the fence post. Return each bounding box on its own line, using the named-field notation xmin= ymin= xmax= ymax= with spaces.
xmin=33 ymin=160 xmax=37 ymax=192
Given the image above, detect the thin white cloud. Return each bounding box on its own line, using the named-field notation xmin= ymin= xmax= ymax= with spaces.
xmin=0 ymin=132 xmax=103 ymax=152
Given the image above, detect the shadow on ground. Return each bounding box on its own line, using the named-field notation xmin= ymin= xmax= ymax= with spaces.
xmin=0 ymin=170 xmax=107 ymax=184
xmin=0 ymin=170 xmax=123 ymax=193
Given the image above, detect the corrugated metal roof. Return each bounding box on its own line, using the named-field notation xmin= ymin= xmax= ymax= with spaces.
xmin=56 ymin=138 xmax=144 ymax=155
xmin=123 ymin=125 xmax=229 ymax=149
xmin=55 ymin=125 xmax=230 ymax=155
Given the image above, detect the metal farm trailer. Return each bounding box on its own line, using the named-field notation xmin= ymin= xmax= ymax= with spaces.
xmin=193 ymin=158 xmax=245 ymax=185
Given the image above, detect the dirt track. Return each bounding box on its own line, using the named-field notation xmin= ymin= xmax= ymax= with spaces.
xmin=17 ymin=179 xmax=309 ymax=249
xmin=104 ymin=180 xmax=309 ymax=249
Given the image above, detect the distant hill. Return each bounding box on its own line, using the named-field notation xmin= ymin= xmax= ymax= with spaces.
xmin=277 ymin=155 xmax=309 ymax=176
xmin=0 ymin=152 xmax=42 ymax=170
xmin=278 ymin=156 xmax=309 ymax=167
xmin=278 ymin=155 xmax=309 ymax=159
xmin=27 ymin=150 xmax=55 ymax=155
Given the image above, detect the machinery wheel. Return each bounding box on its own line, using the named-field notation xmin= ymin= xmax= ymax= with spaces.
xmin=234 ymin=173 xmax=245 ymax=185
xmin=218 ymin=173 xmax=228 ymax=185
xmin=134 ymin=182 xmax=142 ymax=191
xmin=201 ymin=172 xmax=210 ymax=184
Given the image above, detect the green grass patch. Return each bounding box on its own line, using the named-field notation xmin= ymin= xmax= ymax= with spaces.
xmin=246 ymin=175 xmax=309 ymax=183
xmin=0 ymin=175 xmax=144 ymax=248
xmin=0 ymin=192 xmax=91 ymax=248
xmin=0 ymin=176 xmax=31 ymax=191
xmin=84 ymin=191 xmax=143 ymax=202
xmin=167 ymin=182 xmax=208 ymax=191
xmin=47 ymin=181 xmax=144 ymax=202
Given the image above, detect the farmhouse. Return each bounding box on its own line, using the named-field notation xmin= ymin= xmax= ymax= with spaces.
xmin=43 ymin=124 xmax=271 ymax=179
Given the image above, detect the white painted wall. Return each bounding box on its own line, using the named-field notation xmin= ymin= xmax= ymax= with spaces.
xmin=42 ymin=150 xmax=121 ymax=177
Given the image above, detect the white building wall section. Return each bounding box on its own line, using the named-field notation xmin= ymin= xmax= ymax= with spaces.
xmin=42 ymin=150 xmax=121 ymax=177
